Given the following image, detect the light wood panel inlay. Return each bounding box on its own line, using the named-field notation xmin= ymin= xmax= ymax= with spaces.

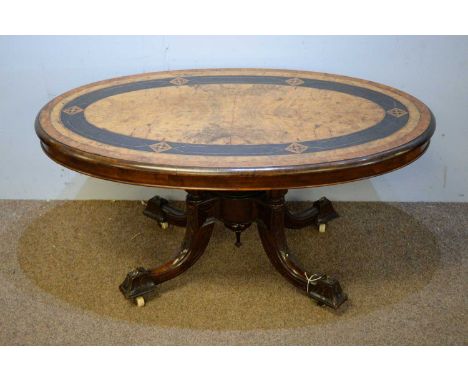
xmin=84 ymin=84 xmax=385 ymax=145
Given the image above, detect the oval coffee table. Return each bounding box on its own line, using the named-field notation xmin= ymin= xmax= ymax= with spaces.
xmin=35 ymin=69 xmax=435 ymax=309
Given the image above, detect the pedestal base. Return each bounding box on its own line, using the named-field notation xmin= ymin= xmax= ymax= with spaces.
xmin=119 ymin=190 xmax=347 ymax=309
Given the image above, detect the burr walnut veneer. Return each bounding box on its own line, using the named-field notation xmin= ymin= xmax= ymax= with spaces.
xmin=35 ymin=69 xmax=435 ymax=309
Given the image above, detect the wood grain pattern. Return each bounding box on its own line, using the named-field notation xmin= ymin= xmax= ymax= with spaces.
xmin=84 ymin=84 xmax=385 ymax=144
xmin=35 ymin=68 xmax=435 ymax=190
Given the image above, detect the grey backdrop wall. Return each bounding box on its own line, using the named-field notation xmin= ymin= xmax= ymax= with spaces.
xmin=0 ymin=36 xmax=466 ymax=201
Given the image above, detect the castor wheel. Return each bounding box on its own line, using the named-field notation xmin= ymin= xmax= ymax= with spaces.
xmin=135 ymin=296 xmax=145 ymax=307
xmin=158 ymin=221 xmax=169 ymax=230
xmin=318 ymin=223 xmax=326 ymax=233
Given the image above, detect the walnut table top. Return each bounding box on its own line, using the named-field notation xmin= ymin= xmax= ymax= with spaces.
xmin=36 ymin=69 xmax=435 ymax=190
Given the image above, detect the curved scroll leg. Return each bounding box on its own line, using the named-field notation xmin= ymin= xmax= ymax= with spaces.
xmin=285 ymin=197 xmax=339 ymax=230
xmin=257 ymin=191 xmax=347 ymax=309
xmin=120 ymin=192 xmax=214 ymax=305
xmin=144 ymin=195 xmax=187 ymax=228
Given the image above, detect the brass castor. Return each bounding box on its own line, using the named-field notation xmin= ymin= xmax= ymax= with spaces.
xmin=318 ymin=223 xmax=326 ymax=233
xmin=135 ymin=296 xmax=145 ymax=307
xmin=159 ymin=221 xmax=169 ymax=230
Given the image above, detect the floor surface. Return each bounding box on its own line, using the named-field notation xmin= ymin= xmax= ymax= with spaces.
xmin=0 ymin=200 xmax=466 ymax=345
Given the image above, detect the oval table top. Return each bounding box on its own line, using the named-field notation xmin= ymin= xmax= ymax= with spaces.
xmin=36 ymin=69 xmax=435 ymax=190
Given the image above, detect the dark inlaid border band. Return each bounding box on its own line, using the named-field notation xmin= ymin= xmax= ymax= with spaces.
xmin=61 ymin=75 xmax=410 ymax=156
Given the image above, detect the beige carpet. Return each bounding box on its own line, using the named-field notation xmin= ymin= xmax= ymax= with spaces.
xmin=0 ymin=200 xmax=466 ymax=345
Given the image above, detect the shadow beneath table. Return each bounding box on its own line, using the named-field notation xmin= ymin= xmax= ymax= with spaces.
xmin=17 ymin=200 xmax=441 ymax=330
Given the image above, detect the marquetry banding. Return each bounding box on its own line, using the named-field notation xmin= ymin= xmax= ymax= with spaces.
xmin=36 ymin=68 xmax=434 ymax=189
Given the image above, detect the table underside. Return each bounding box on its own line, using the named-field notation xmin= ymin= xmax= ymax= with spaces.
xmin=119 ymin=189 xmax=347 ymax=309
